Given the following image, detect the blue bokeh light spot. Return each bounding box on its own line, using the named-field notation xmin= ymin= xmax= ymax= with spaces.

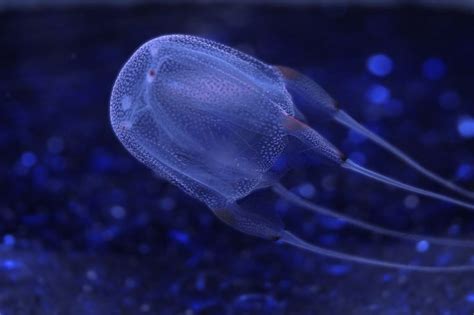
xmin=297 ymin=182 xmax=316 ymax=199
xmin=457 ymin=116 xmax=474 ymax=138
xmin=416 ymin=240 xmax=430 ymax=253
xmin=422 ymin=57 xmax=446 ymax=80
xmin=3 ymin=234 xmax=15 ymax=247
xmin=21 ymin=151 xmax=37 ymax=168
xmin=324 ymin=263 xmax=352 ymax=276
xmin=1 ymin=259 xmax=19 ymax=270
xmin=367 ymin=84 xmax=390 ymax=104
xmin=169 ymin=229 xmax=190 ymax=245
xmin=367 ymin=53 xmax=393 ymax=77
xmin=456 ymin=163 xmax=473 ymax=180
xmin=466 ymin=292 xmax=474 ymax=303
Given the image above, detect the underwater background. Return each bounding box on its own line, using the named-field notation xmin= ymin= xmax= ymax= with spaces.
xmin=1 ymin=1 xmax=474 ymax=314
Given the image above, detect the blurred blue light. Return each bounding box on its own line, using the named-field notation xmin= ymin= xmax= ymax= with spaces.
xmin=367 ymin=54 xmax=393 ymax=77
xmin=367 ymin=84 xmax=390 ymax=104
xmin=21 ymin=151 xmax=37 ymax=168
xmin=448 ymin=224 xmax=461 ymax=236
xmin=438 ymin=90 xmax=460 ymax=110
xmin=456 ymin=163 xmax=473 ymax=180
xmin=1 ymin=259 xmax=19 ymax=270
xmin=110 ymin=205 xmax=126 ymax=219
xmin=195 ymin=273 xmax=206 ymax=291
xmin=466 ymin=292 xmax=474 ymax=303
xmin=324 ymin=263 xmax=351 ymax=276
xmin=436 ymin=252 xmax=453 ymax=266
xmin=169 ymin=229 xmax=190 ymax=245
xmin=416 ymin=240 xmax=430 ymax=253
xmin=3 ymin=234 xmax=15 ymax=247
xmin=382 ymin=273 xmax=393 ymax=282
xmin=125 ymin=277 xmax=138 ymax=289
xmin=422 ymin=57 xmax=446 ymax=80
xmin=297 ymin=182 xmax=316 ymax=199
xmin=457 ymin=116 xmax=474 ymax=138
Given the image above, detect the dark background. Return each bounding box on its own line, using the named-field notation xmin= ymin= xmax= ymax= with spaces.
xmin=1 ymin=2 xmax=474 ymax=314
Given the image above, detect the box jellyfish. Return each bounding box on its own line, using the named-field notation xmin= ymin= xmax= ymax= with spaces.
xmin=110 ymin=34 xmax=474 ymax=272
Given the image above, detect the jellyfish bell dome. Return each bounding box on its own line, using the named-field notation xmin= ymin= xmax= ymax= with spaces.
xmin=110 ymin=35 xmax=295 ymax=205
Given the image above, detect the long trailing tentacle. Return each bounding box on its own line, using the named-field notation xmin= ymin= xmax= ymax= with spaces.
xmin=342 ymin=159 xmax=474 ymax=211
xmin=283 ymin=114 xmax=474 ymax=212
xmin=278 ymin=230 xmax=474 ymax=272
xmin=334 ymin=109 xmax=474 ymax=199
xmin=273 ymin=183 xmax=474 ymax=248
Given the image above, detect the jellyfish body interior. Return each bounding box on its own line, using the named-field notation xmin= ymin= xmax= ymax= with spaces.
xmin=110 ymin=35 xmax=474 ymax=272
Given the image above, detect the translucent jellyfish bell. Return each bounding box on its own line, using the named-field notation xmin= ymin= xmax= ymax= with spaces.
xmin=111 ymin=34 xmax=474 ymax=272
xmin=111 ymin=35 xmax=293 ymax=208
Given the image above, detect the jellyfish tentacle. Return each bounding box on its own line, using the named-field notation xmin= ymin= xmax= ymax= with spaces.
xmin=333 ymin=109 xmax=474 ymax=199
xmin=273 ymin=183 xmax=474 ymax=248
xmin=279 ymin=230 xmax=474 ymax=272
xmin=276 ymin=64 xmax=474 ymax=199
xmin=283 ymin=116 xmax=474 ymax=211
xmin=211 ymin=201 xmax=284 ymax=241
xmin=342 ymin=159 xmax=474 ymax=211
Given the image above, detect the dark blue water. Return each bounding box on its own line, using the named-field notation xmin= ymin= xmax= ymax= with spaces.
xmin=1 ymin=4 xmax=474 ymax=314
